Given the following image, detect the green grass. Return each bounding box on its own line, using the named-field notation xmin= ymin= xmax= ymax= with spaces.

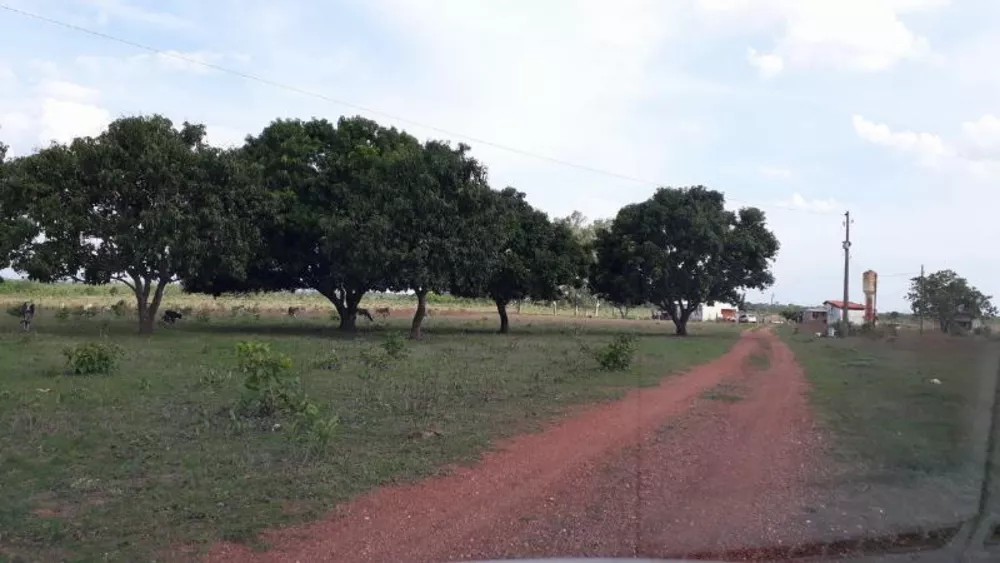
xmin=0 ymin=280 xmax=663 ymax=320
xmin=778 ymin=328 xmax=990 ymax=481
xmin=0 ymin=306 xmax=739 ymax=561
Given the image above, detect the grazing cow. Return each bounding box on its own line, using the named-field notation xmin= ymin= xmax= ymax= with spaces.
xmin=375 ymin=307 xmax=390 ymax=318
xmin=287 ymin=306 xmax=302 ymax=318
xmin=357 ymin=308 xmax=374 ymax=322
xmin=161 ymin=310 xmax=183 ymax=324
xmin=20 ymin=302 xmax=35 ymax=332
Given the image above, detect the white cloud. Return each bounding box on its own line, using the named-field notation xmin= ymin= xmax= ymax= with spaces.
xmin=75 ymin=51 xmax=246 ymax=78
xmin=205 ymin=125 xmax=247 ymax=148
xmin=39 ymin=99 xmax=110 ymax=145
xmin=759 ymin=165 xmax=793 ymax=179
xmin=777 ymin=193 xmax=842 ymax=212
xmin=959 ymin=114 xmax=1000 ymax=161
xmin=38 ymin=80 xmax=100 ymax=103
xmin=747 ymin=48 xmax=784 ymax=77
xmin=702 ymin=0 xmax=948 ymax=74
xmin=852 ymin=115 xmax=951 ymax=165
xmin=84 ymin=0 xmax=193 ymax=29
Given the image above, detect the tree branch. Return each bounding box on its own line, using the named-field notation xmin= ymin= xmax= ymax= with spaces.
xmin=111 ymin=274 xmax=137 ymax=291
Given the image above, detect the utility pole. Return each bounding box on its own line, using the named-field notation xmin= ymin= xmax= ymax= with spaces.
xmin=919 ymin=264 xmax=925 ymax=335
xmin=841 ymin=211 xmax=851 ymax=338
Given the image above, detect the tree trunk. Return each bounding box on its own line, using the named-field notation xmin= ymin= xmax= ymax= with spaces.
xmin=595 ymin=301 xmax=600 ymax=317
xmin=410 ymin=289 xmax=428 ymax=340
xmin=339 ymin=309 xmax=357 ymax=331
xmin=339 ymin=290 xmax=364 ymax=332
xmin=672 ymin=308 xmax=693 ymax=336
xmin=496 ymin=298 xmax=510 ymax=334
xmin=516 ymin=300 xmax=522 ymax=314
xmin=316 ymin=285 xmax=365 ymax=332
xmin=552 ymin=301 xmax=557 ymax=315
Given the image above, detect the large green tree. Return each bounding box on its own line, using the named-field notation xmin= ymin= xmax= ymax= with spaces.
xmin=11 ymin=115 xmax=261 ymax=333
xmin=0 ymin=141 xmax=38 ymax=271
xmin=184 ymin=116 xmax=422 ymax=331
xmin=389 ymin=140 xmax=504 ymax=339
xmin=906 ymin=269 xmax=996 ymax=333
xmin=452 ymin=188 xmax=589 ymax=333
xmin=591 ymin=186 xmax=779 ymax=335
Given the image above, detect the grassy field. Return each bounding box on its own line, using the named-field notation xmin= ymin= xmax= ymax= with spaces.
xmin=778 ymin=327 xmax=996 ymax=481
xmin=0 ymin=279 xmax=660 ymax=321
xmin=0 ymin=299 xmax=740 ymax=562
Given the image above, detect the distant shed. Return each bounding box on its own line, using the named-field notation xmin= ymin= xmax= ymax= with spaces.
xmin=824 ymin=300 xmax=866 ymax=325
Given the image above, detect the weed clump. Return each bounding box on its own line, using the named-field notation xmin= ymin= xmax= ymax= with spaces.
xmin=63 ymin=342 xmax=123 ymax=375
xmin=232 ymin=341 xmax=338 ymax=449
xmin=594 ymin=333 xmax=637 ymax=372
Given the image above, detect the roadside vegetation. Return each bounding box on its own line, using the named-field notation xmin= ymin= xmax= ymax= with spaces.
xmin=779 ymin=327 xmax=989 ymax=480
xmin=0 ymin=309 xmax=740 ymax=560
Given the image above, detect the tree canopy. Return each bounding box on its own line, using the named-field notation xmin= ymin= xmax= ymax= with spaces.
xmin=452 ymin=188 xmax=589 ymax=333
xmin=2 ymin=113 xmax=790 ymax=339
xmin=7 ymin=115 xmax=262 ymax=333
xmin=591 ymin=186 xmax=779 ymax=335
xmin=906 ymin=269 xmax=996 ymax=333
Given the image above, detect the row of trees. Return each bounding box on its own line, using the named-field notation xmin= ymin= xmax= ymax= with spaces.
xmin=0 ymin=115 xmax=780 ymax=336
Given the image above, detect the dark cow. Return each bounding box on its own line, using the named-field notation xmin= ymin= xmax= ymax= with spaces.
xmin=357 ymin=308 xmax=374 ymax=322
xmin=161 ymin=310 xmax=183 ymax=324
xmin=287 ymin=306 xmax=302 ymax=318
xmin=375 ymin=307 xmax=391 ymax=318
xmin=20 ymin=302 xmax=35 ymax=332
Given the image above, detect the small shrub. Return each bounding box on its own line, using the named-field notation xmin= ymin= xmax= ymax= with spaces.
xmin=5 ymin=304 xmax=22 ymax=317
xmin=231 ymin=341 xmax=338 ymax=449
xmin=974 ymin=325 xmax=992 ymax=337
xmin=63 ymin=342 xmax=123 ymax=375
xmin=315 ymin=349 xmax=342 ymax=371
xmin=594 ymin=333 xmax=637 ymax=372
xmin=55 ymin=307 xmax=71 ymax=321
xmin=360 ymin=346 xmax=390 ymax=370
xmin=195 ymin=308 xmax=212 ymax=323
xmin=381 ymin=332 xmax=409 ymax=359
xmin=235 ymin=341 xmax=301 ymax=417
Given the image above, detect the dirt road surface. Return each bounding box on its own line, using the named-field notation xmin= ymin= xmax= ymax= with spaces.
xmin=207 ymin=329 xmax=818 ymax=562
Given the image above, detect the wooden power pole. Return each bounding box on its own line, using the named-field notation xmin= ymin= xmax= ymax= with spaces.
xmin=841 ymin=211 xmax=851 ymax=337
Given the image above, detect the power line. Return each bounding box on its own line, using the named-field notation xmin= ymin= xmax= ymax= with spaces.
xmin=0 ymin=3 xmax=843 ymax=216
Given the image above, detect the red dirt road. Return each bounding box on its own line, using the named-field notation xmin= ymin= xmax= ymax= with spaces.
xmin=207 ymin=329 xmax=818 ymax=562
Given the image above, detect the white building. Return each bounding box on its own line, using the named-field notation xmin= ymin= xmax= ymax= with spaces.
xmin=824 ymin=300 xmax=866 ymax=325
xmin=690 ymin=302 xmax=739 ymax=322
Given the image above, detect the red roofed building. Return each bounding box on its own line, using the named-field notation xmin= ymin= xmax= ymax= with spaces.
xmin=824 ymin=300 xmax=866 ymax=325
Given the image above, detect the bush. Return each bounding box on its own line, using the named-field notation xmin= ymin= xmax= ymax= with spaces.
xmin=235 ymin=341 xmax=301 ymax=418
xmin=63 ymin=342 xmax=123 ymax=375
xmin=55 ymin=307 xmax=70 ymax=321
xmin=315 ymin=349 xmax=342 ymax=371
xmin=974 ymin=325 xmax=993 ymax=336
xmin=594 ymin=333 xmax=637 ymax=372
xmin=381 ymin=332 xmax=408 ymax=359
xmin=5 ymin=304 xmax=22 ymax=317
xmin=360 ymin=346 xmax=390 ymax=370
xmin=195 ymin=308 xmax=212 ymax=323
xmin=232 ymin=341 xmax=338 ymax=448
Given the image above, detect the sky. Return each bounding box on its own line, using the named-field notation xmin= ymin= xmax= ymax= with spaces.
xmin=2 ymin=0 xmax=999 ymax=311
